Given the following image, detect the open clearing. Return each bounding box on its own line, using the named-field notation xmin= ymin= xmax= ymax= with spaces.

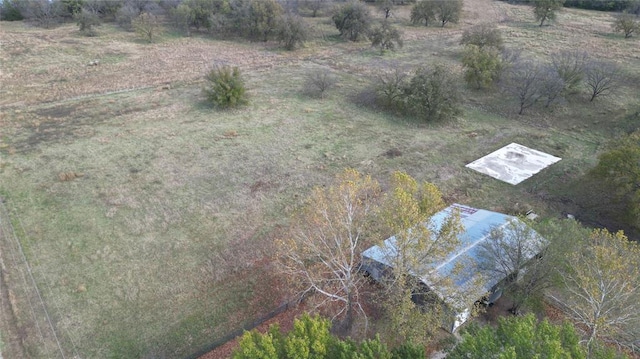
xmin=0 ymin=0 xmax=639 ymax=357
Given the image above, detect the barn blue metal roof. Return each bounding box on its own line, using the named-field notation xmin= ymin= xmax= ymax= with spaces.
xmin=361 ymin=204 xmax=545 ymax=309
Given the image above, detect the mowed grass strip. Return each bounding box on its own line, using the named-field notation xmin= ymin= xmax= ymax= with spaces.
xmin=0 ymin=0 xmax=638 ymax=357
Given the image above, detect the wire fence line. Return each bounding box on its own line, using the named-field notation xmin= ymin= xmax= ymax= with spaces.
xmin=1 ymin=194 xmax=304 ymax=359
xmin=0 ymin=198 xmax=69 ymax=359
xmin=185 ymin=294 xmax=307 ymax=359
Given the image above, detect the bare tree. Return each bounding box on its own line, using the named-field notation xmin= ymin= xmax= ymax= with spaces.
xmin=376 ymin=68 xmax=409 ymax=109
xmin=551 ymin=50 xmax=589 ymax=93
xmin=278 ymin=169 xmax=381 ymax=333
xmin=23 ymin=0 xmax=64 ymax=28
xmin=75 ymin=8 xmax=101 ymax=37
xmin=303 ymin=70 xmax=336 ymax=99
xmin=533 ymin=0 xmax=565 ymax=27
xmin=501 ymin=60 xmax=543 ymax=115
xmin=549 ymin=229 xmax=640 ymax=351
xmin=133 ymin=12 xmax=163 ymax=43
xmin=539 ymin=66 xmax=566 ymax=108
xmin=612 ymin=11 xmax=639 ymax=38
xmin=585 ymin=60 xmax=619 ymax=102
xmin=477 ymin=219 xmax=550 ymax=314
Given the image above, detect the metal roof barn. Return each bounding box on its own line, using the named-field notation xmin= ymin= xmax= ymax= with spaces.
xmin=361 ymin=204 xmax=546 ymax=332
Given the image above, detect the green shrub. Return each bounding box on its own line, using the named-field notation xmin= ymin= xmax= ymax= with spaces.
xmin=405 ymin=66 xmax=462 ymax=122
xmin=203 ymin=66 xmax=248 ymax=109
xmin=75 ymin=9 xmax=101 ymax=37
xmin=332 ymin=1 xmax=372 ymax=41
xmin=132 ymin=12 xmax=163 ymax=43
xmin=276 ymin=13 xmax=309 ymax=50
xmin=233 ymin=314 xmax=425 ymax=359
xmin=0 ymin=0 xmax=25 ymax=21
xmin=370 ymin=20 xmax=403 ymax=54
xmin=376 ymin=65 xmax=462 ymax=122
xmin=460 ymin=23 xmax=504 ymax=49
xmin=242 ymin=0 xmax=284 ymax=41
xmin=461 ymin=45 xmax=502 ymax=89
xmin=410 ymin=1 xmax=435 ymax=26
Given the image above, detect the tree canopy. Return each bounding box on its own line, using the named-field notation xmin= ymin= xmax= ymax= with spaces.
xmin=551 ymin=228 xmax=640 ymax=350
xmin=534 ymin=0 xmax=565 ymax=26
xmin=448 ymin=314 xmax=585 ymax=359
xmin=232 ymin=314 xmax=425 ymax=359
xmin=332 ymin=1 xmax=372 ymax=42
xmin=589 ymin=131 xmax=640 ymax=231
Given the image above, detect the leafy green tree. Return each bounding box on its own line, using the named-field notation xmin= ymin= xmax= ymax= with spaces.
xmin=449 ymin=314 xmax=586 ymax=359
xmin=332 ymin=1 xmax=372 ymax=41
xmin=550 ymin=229 xmax=640 ymax=350
xmin=75 ymin=8 xmax=101 ymax=36
xmin=370 ymin=20 xmax=403 ymax=54
xmin=461 ymin=45 xmax=502 ymax=89
xmin=247 ymin=0 xmax=284 ymax=42
xmin=391 ymin=343 xmax=425 ymax=359
xmin=234 ymin=328 xmax=280 ymax=359
xmin=306 ymin=0 xmax=326 ymax=18
xmin=233 ymin=314 xmax=421 ymax=359
xmin=534 ymin=0 xmax=565 ymax=26
xmin=410 ymin=0 xmax=435 ymax=26
xmin=377 ymin=0 xmax=395 ymax=19
xmin=376 ymin=172 xmax=463 ymax=344
xmin=169 ymin=3 xmax=195 ymax=36
xmin=460 ymin=23 xmax=504 ymax=49
xmin=276 ymin=12 xmax=309 ymax=50
xmin=203 ymin=66 xmax=248 ymax=109
xmin=283 ymin=314 xmax=332 ymax=359
xmin=61 ymin=0 xmax=84 ymax=17
xmin=405 ymin=65 xmax=463 ymax=122
xmin=0 ymin=0 xmax=25 ymax=21
xmin=589 ymin=132 xmax=640 ymax=231
xmin=178 ymin=0 xmax=231 ymax=31
xmin=376 ymin=65 xmax=462 ymax=121
xmin=613 ymin=11 xmax=639 ymax=38
xmin=433 ymin=0 xmax=463 ymax=27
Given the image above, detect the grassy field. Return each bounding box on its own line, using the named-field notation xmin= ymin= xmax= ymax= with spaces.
xmin=0 ymin=0 xmax=639 ymax=357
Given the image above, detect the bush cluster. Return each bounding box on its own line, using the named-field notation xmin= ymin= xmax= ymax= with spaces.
xmin=410 ymin=0 xmax=463 ymax=27
xmin=376 ymin=65 xmax=462 ymax=122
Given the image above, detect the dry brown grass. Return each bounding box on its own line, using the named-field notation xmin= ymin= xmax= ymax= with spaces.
xmin=0 ymin=1 xmax=638 ymax=357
